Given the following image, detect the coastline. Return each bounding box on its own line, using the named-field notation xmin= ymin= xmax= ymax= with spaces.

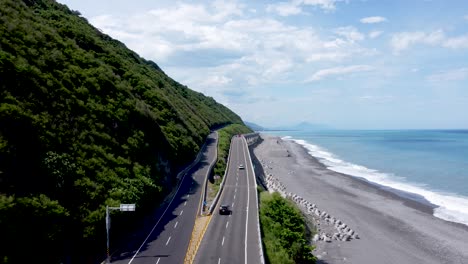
xmin=252 ymin=134 xmax=468 ymax=264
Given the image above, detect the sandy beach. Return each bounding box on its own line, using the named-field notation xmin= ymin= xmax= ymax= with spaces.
xmin=251 ymin=134 xmax=468 ymax=264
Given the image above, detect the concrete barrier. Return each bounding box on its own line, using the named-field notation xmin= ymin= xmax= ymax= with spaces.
xmin=208 ymin=136 xmax=234 ymax=214
xmin=244 ymin=132 xmax=260 ymax=146
xmin=242 ymin=136 xmax=265 ymax=264
xmin=199 ymin=132 xmax=218 ymax=215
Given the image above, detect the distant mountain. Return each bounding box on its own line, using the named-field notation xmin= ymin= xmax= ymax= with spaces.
xmin=268 ymin=122 xmax=332 ymax=131
xmin=290 ymin=122 xmax=331 ymax=131
xmin=245 ymin=121 xmax=266 ymax=131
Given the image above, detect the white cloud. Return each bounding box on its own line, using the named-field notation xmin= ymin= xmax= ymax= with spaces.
xmin=335 ymin=26 xmax=365 ymax=42
xmin=266 ymin=2 xmax=302 ymax=16
xmin=357 ymin=95 xmax=395 ymax=103
xmin=369 ymin=30 xmax=383 ymax=39
xmin=427 ymin=68 xmax=468 ymax=82
xmin=306 ymin=52 xmax=348 ymax=62
xmin=200 ymin=75 xmax=232 ymax=87
xmin=302 ymin=0 xmax=339 ymax=11
xmin=464 ymin=15 xmax=468 ymax=21
xmin=390 ymin=30 xmax=445 ymax=53
xmin=360 ymin=16 xmax=387 ymax=24
xmin=267 ymin=0 xmax=339 ymax=16
xmin=390 ymin=30 xmax=468 ymax=53
xmin=307 ymin=65 xmax=374 ymax=81
xmin=211 ymin=0 xmax=244 ymax=18
xmin=88 ymin=1 xmax=376 ymax=102
xmin=443 ymin=35 xmax=468 ymax=49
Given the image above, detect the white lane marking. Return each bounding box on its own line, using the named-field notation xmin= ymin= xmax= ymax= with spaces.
xmin=234 ymin=194 xmax=236 ymax=200
xmin=156 ymin=257 xmax=160 ymax=264
xmin=180 ymin=210 xmax=184 ymax=216
xmin=235 ymin=189 xmax=237 ymax=193
xmin=187 ymin=194 xmax=190 ymax=198
xmin=232 ymin=202 xmax=235 ymax=207
xmin=128 ymin=154 xmax=195 ymax=264
xmin=166 ymin=236 xmax=171 ymax=246
xmin=218 ymin=258 xmax=221 ymax=264
xmin=184 ymin=201 xmax=187 ymax=206
xmin=243 ymin=138 xmax=250 ymax=264
xmin=174 ymin=221 xmax=178 ymax=229
xmin=226 ymin=221 xmax=229 ymax=229
xmin=222 ymin=236 xmax=225 ymax=246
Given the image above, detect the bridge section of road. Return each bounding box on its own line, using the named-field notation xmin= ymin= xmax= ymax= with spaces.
xmin=194 ymin=135 xmax=262 ymax=264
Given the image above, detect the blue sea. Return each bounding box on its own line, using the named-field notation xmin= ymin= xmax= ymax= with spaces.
xmin=266 ymin=130 xmax=468 ymax=226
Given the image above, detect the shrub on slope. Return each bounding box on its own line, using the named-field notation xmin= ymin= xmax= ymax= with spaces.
xmin=0 ymin=0 xmax=244 ymax=262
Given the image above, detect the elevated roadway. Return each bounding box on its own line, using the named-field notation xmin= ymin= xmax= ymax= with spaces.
xmin=194 ymin=135 xmax=262 ymax=264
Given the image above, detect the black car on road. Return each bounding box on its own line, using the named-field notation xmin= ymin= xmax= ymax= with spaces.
xmin=219 ymin=205 xmax=231 ymax=215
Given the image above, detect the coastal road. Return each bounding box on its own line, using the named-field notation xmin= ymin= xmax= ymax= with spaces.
xmin=194 ymin=135 xmax=262 ymax=264
xmin=110 ymin=132 xmax=217 ymax=264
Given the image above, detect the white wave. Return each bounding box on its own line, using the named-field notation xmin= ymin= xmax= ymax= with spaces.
xmin=283 ymin=136 xmax=468 ymax=226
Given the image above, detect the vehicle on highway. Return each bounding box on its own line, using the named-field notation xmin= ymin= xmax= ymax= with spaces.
xmin=238 ymin=164 xmax=244 ymax=170
xmin=219 ymin=205 xmax=231 ymax=215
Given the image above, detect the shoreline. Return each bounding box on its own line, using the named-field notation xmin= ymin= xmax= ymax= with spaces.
xmin=290 ymin=136 xmax=468 ymax=230
xmin=293 ymin=136 xmax=468 ymax=232
xmin=293 ymin=138 xmax=438 ymax=215
xmin=252 ymin=134 xmax=468 ymax=264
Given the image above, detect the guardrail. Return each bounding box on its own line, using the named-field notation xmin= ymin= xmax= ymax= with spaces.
xmin=177 ymin=139 xmax=207 ymax=181
xmin=242 ymin=135 xmax=265 ymax=264
xmin=244 ymin=132 xmax=259 ymax=146
xmin=207 ymin=136 xmax=234 ymax=214
xmin=199 ymin=132 xmax=218 ymax=215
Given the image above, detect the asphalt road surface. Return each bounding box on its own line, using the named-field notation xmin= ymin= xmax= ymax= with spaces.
xmin=194 ymin=135 xmax=262 ymax=264
xmin=109 ymin=132 xmax=218 ymax=264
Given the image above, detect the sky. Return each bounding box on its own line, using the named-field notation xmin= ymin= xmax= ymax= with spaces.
xmin=57 ymin=0 xmax=468 ymax=129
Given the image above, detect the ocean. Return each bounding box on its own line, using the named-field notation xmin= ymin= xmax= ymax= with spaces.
xmin=265 ymin=130 xmax=468 ymax=226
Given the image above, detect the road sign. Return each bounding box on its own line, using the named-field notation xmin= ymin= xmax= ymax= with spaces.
xmin=120 ymin=204 xmax=136 ymax=211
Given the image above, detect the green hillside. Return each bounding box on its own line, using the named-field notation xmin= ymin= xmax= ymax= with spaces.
xmin=0 ymin=0 xmax=245 ymax=262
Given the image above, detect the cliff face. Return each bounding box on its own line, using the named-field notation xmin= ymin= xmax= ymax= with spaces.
xmin=0 ymin=0 xmax=243 ymax=262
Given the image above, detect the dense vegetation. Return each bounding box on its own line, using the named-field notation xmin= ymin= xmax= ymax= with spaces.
xmin=259 ymin=191 xmax=316 ymax=264
xmin=212 ymin=124 xmax=252 ymax=177
xmin=207 ymin=124 xmax=251 ymax=201
xmin=0 ymin=0 xmax=244 ymax=262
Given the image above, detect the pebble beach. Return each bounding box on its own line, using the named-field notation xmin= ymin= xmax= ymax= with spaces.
xmin=252 ymin=134 xmax=468 ymax=264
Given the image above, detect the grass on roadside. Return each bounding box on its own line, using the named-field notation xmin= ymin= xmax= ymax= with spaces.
xmin=207 ymin=178 xmax=222 ymax=201
xmin=206 ymin=124 xmax=252 ymax=207
xmin=259 ymin=191 xmax=317 ymax=264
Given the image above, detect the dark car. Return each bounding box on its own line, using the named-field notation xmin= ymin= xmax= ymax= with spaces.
xmin=219 ymin=205 xmax=231 ymax=215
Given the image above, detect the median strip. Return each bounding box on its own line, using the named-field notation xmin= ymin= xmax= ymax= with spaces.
xmin=183 ymin=215 xmax=212 ymax=264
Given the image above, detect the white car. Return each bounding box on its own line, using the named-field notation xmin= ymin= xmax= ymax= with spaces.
xmin=238 ymin=164 xmax=244 ymax=170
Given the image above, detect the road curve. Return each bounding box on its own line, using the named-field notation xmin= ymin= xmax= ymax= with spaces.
xmin=109 ymin=132 xmax=218 ymax=264
xmin=194 ymin=135 xmax=261 ymax=264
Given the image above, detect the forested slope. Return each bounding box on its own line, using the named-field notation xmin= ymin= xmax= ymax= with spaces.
xmin=0 ymin=0 xmax=244 ymax=262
